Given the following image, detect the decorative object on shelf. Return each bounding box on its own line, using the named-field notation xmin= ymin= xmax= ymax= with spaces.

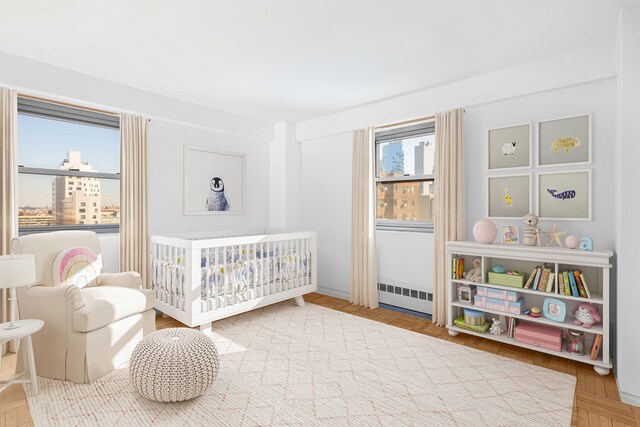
xmin=541 ymin=223 xmax=568 ymax=247
xmin=528 ymin=306 xmax=541 ymax=318
xmin=453 ymin=316 xmax=490 ymax=333
xmin=488 ymin=175 xmax=531 ymax=218
xmin=488 ymin=123 xmax=531 ymax=170
xmin=572 ymin=302 xmax=601 ymax=328
xmin=472 ymin=219 xmax=497 ymax=244
xmin=457 ymin=284 xmax=476 ymax=304
xmin=590 ymin=335 xmax=603 ymax=360
xmin=542 ymin=298 xmax=567 ymax=322
xmin=491 ymin=264 xmax=506 ymax=273
xmin=462 ymin=258 xmax=483 ymax=283
xmin=565 ymin=235 xmax=580 ymax=249
xmin=537 ymin=113 xmax=590 ymax=167
xmin=475 ymin=294 xmax=525 ymax=314
xmin=463 ymin=308 xmax=486 ymax=326
xmin=489 ymin=318 xmax=503 ymax=335
xmin=501 ymin=226 xmax=520 ymax=245
xmin=566 ymin=330 xmax=585 ymax=355
xmin=184 ymin=145 xmax=246 ymax=215
xmin=515 ymin=322 xmax=563 ymax=352
xmin=487 ymin=270 xmax=525 ymax=288
xmin=522 ymin=212 xmax=541 ymax=246
xmin=538 ymin=171 xmax=591 ymax=220
xmin=579 ymin=236 xmax=593 ymax=251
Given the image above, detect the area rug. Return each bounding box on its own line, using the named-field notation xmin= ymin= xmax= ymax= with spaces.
xmin=26 ymin=302 xmax=576 ymax=426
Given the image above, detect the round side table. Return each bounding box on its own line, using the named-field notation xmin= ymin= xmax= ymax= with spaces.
xmin=0 ymin=319 xmax=44 ymax=395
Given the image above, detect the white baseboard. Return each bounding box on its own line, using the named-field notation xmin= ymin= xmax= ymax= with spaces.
xmin=619 ymin=390 xmax=640 ymax=407
xmin=316 ymin=286 xmax=349 ymax=301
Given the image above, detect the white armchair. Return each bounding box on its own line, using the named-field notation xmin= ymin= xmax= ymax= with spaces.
xmin=11 ymin=231 xmax=156 ymax=384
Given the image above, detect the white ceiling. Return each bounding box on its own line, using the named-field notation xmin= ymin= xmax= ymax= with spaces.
xmin=0 ymin=1 xmax=626 ymax=123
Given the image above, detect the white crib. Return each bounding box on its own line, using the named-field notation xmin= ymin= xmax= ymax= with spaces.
xmin=150 ymin=230 xmax=317 ymax=334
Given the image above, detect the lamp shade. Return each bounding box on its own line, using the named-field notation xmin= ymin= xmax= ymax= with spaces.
xmin=0 ymin=254 xmax=36 ymax=289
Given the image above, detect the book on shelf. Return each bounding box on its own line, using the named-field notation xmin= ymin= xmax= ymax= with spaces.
xmin=590 ymin=334 xmax=602 ymax=360
xmin=574 ymin=271 xmax=588 ymax=298
xmin=532 ymin=266 xmax=543 ymax=290
xmin=580 ymin=272 xmax=592 ymax=298
xmin=524 ymin=267 xmax=537 ymax=289
xmin=563 ymin=271 xmax=572 ymax=296
xmin=558 ymin=273 xmax=565 ymax=295
xmin=452 ymin=256 xmax=464 ymax=279
xmin=537 ymin=265 xmax=551 ymax=291
xmin=567 ymin=271 xmax=579 ymax=297
xmin=545 ymin=273 xmax=555 ymax=293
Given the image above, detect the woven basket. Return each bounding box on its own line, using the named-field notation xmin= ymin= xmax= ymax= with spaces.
xmin=129 ymin=328 xmax=219 ymax=402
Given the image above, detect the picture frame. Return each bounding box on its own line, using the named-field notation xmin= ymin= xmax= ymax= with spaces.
xmin=537 ymin=113 xmax=591 ymax=167
xmin=542 ymin=298 xmax=567 ymax=322
xmin=487 ymin=122 xmax=531 ymax=171
xmin=538 ymin=170 xmax=591 ymax=221
xmin=183 ymin=145 xmax=246 ymax=215
xmin=487 ymin=174 xmax=531 ymax=219
xmin=501 ymin=225 xmax=520 ymax=245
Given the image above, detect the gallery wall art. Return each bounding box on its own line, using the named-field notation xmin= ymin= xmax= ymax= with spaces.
xmin=184 ymin=145 xmax=246 ymax=215
xmin=537 ymin=113 xmax=591 ymax=167
xmin=538 ymin=170 xmax=591 ymax=221
xmin=487 ymin=123 xmax=531 ymax=170
xmin=487 ymin=174 xmax=531 ymax=218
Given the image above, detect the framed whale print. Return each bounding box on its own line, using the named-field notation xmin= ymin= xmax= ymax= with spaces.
xmin=184 ymin=145 xmax=246 ymax=215
xmin=538 ymin=170 xmax=591 ymax=221
xmin=487 ymin=123 xmax=531 ymax=171
xmin=537 ymin=113 xmax=591 ymax=167
xmin=487 ymin=174 xmax=531 ymax=219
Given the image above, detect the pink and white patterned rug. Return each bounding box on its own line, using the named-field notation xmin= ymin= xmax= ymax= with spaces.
xmin=27 ymin=301 xmax=576 ymax=426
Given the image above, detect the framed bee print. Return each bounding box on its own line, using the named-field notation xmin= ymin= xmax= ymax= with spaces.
xmin=184 ymin=145 xmax=246 ymax=215
xmin=487 ymin=174 xmax=532 ymax=219
xmin=487 ymin=123 xmax=531 ymax=171
xmin=537 ymin=113 xmax=591 ymax=167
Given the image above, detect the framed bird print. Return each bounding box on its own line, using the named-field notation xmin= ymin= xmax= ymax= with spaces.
xmin=183 ymin=145 xmax=246 ymax=215
xmin=487 ymin=123 xmax=531 ymax=171
xmin=537 ymin=113 xmax=591 ymax=167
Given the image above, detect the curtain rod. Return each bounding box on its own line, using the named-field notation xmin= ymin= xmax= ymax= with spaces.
xmin=374 ymin=109 xmax=465 ymax=130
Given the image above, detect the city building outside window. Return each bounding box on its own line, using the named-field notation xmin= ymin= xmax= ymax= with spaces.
xmin=375 ymin=120 xmax=435 ymax=232
xmin=17 ymin=97 xmax=120 ymax=235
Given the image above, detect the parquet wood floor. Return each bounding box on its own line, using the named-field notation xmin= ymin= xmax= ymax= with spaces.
xmin=1 ymin=292 xmax=637 ymax=426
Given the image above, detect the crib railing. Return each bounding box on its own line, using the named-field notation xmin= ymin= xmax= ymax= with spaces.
xmin=150 ymin=230 xmax=317 ymax=327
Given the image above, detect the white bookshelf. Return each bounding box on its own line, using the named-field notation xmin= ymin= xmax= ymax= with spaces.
xmin=446 ymin=241 xmax=614 ymax=376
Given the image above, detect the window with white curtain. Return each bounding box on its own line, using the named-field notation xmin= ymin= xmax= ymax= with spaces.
xmin=375 ymin=121 xmax=435 ymax=232
xmin=16 ymin=97 xmax=120 ymax=235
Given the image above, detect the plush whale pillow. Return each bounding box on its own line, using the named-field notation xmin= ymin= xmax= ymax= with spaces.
xmin=52 ymin=247 xmax=102 ymax=288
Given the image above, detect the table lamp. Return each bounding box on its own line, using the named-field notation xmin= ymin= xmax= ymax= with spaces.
xmin=0 ymin=254 xmax=36 ymax=330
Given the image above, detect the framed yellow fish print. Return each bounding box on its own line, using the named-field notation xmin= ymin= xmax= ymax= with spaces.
xmin=538 ymin=170 xmax=591 ymax=221
xmin=537 ymin=113 xmax=591 ymax=167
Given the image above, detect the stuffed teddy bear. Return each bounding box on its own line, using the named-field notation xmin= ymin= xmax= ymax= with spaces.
xmin=462 ymin=258 xmax=482 ymax=283
xmin=523 ymin=212 xmax=541 ymax=246
xmin=572 ymin=302 xmax=601 ymax=328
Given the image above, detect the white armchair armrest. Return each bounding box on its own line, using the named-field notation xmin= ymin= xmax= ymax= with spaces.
xmin=17 ymin=284 xmax=85 ymax=325
xmin=98 ymin=272 xmax=143 ymax=289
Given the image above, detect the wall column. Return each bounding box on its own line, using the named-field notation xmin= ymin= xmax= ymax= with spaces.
xmin=269 ymin=122 xmax=301 ymax=230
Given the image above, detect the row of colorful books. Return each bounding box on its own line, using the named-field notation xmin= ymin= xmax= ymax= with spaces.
xmin=451 ymin=256 xmax=464 ymax=279
xmin=523 ymin=264 xmax=555 ymax=292
xmin=559 ymin=270 xmax=592 ymax=298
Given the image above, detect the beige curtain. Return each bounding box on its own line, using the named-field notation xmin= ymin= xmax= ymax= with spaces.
xmin=120 ymin=114 xmax=150 ymax=286
xmin=1 ymin=87 xmax=18 ymax=354
xmin=433 ymin=108 xmax=465 ymax=326
xmin=350 ymin=127 xmax=379 ymax=309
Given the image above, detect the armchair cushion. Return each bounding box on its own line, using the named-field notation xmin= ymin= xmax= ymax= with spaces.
xmin=73 ymin=287 xmax=155 ymax=333
xmin=98 ymin=271 xmax=143 ymax=289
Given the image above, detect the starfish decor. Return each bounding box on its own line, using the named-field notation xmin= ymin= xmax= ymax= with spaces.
xmin=541 ymin=223 xmax=568 ymax=247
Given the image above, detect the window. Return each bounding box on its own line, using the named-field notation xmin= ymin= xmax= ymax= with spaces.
xmin=17 ymin=98 xmax=120 ymax=235
xmin=375 ymin=121 xmax=435 ymax=232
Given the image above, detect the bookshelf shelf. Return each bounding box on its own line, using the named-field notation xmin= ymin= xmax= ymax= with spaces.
xmin=447 ymin=241 xmax=613 ymax=376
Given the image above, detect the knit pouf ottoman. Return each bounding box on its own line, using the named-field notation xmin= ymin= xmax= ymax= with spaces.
xmin=129 ymin=328 xmax=219 ymax=402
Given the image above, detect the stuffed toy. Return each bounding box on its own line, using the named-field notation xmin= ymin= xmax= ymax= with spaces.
xmin=523 ymin=212 xmax=541 ymax=246
xmin=572 ymin=302 xmax=601 ymax=328
xmin=462 ymin=258 xmax=482 ymax=283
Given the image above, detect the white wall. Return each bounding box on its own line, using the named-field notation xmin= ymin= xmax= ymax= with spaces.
xmin=300 ymin=133 xmax=352 ymax=298
xmin=0 ymin=51 xmax=273 ymax=268
xmin=464 ymin=79 xmax=617 ymax=247
xmin=616 ymin=4 xmax=640 ymax=406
